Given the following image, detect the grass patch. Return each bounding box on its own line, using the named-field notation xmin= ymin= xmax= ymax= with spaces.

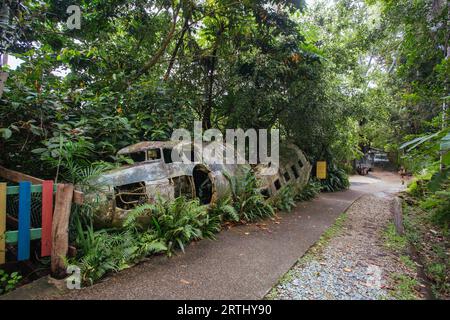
xmin=383 ymin=223 xmax=408 ymax=253
xmin=399 ymin=255 xmax=416 ymax=271
xmin=390 ymin=273 xmax=420 ymax=300
xmin=382 ymin=217 xmax=422 ymax=300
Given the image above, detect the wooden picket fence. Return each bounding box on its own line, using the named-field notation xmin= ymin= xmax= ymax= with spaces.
xmin=0 ymin=166 xmax=83 ymax=278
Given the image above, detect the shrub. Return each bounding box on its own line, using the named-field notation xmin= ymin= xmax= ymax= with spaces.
xmin=320 ymin=167 xmax=350 ymax=192
xmin=73 ymin=214 xmax=167 ymax=285
xmin=295 ymin=180 xmax=321 ymax=202
xmin=431 ymin=191 xmax=450 ymax=227
xmin=0 ymin=270 xmax=22 ymax=295
xmin=407 ymin=179 xmax=428 ymax=199
xmin=209 ymin=196 xmax=239 ymax=222
xmin=269 ymin=184 xmax=296 ymax=212
xmin=73 ymin=196 xmax=219 ymax=284
xmin=125 ymin=197 xmax=221 ymax=254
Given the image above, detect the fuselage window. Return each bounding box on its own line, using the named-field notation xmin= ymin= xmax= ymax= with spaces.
xmin=283 ymin=171 xmax=291 ymax=182
xmin=129 ymin=151 xmax=146 ymax=163
xmin=291 ymin=165 xmax=300 ymax=179
xmin=163 ymin=148 xmax=173 ymax=164
xmin=147 ymin=148 xmax=161 ymax=161
xmin=274 ymin=179 xmax=282 ymax=190
xmin=261 ymin=188 xmax=271 ymax=199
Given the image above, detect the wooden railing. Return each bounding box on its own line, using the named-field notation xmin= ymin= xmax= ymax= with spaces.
xmin=0 ymin=165 xmax=83 ymax=204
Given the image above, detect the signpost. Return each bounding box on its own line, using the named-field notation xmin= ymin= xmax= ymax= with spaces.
xmin=317 ymin=161 xmax=327 ymax=180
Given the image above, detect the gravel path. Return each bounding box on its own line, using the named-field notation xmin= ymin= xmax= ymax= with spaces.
xmin=270 ymin=193 xmax=410 ymax=300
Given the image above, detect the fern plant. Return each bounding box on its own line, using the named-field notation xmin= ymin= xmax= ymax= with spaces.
xmin=124 ymin=197 xmax=221 ymax=255
xmin=296 ymin=179 xmax=322 ymax=202
xmin=209 ymin=196 xmax=239 ymax=222
xmin=73 ymin=204 xmax=167 ymax=285
xmin=269 ymin=184 xmax=296 ymax=212
xmin=225 ymin=169 xmax=275 ymax=222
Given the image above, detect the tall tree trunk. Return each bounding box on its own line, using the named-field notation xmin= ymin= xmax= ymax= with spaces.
xmin=441 ymin=1 xmax=449 ymax=171
xmin=164 ymin=16 xmax=189 ymax=81
xmin=202 ymin=48 xmax=217 ymax=130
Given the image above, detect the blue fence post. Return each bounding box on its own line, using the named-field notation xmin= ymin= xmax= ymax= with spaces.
xmin=18 ymin=181 xmax=31 ymax=261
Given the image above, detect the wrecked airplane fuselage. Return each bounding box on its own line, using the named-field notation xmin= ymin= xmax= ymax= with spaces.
xmin=86 ymin=141 xmax=312 ymax=227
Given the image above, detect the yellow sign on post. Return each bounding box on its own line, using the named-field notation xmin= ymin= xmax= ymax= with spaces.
xmin=316 ymin=161 xmax=327 ymax=180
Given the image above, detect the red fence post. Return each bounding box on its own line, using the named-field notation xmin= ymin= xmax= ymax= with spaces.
xmin=41 ymin=180 xmax=54 ymax=257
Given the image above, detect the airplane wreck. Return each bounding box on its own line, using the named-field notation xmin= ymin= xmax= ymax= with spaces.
xmin=85 ymin=141 xmax=312 ymax=227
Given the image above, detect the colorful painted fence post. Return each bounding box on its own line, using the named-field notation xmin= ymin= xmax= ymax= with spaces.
xmin=18 ymin=181 xmax=31 ymax=261
xmin=41 ymin=180 xmax=53 ymax=257
xmin=0 ymin=180 xmax=55 ymax=265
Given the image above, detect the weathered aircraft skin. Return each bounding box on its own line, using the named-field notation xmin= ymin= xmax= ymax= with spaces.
xmin=85 ymin=141 xmax=311 ymax=227
xmin=255 ymin=143 xmax=312 ymax=196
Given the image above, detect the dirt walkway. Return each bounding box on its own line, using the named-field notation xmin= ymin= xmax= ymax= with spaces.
xmin=4 ymin=171 xmax=405 ymax=300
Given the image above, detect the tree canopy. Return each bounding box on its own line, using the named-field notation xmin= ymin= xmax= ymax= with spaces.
xmin=0 ymin=0 xmax=448 ymax=181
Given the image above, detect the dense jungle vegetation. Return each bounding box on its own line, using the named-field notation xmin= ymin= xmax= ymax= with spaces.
xmin=0 ymin=0 xmax=448 ymax=294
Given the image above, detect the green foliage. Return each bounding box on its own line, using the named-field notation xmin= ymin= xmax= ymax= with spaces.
xmin=73 ymin=196 xmax=223 ymax=285
xmin=124 ymin=197 xmax=220 ymax=255
xmin=208 ymin=196 xmax=239 ymax=223
xmin=320 ymin=167 xmax=350 ymax=192
xmin=390 ymin=273 xmax=419 ymax=300
xmin=431 ymin=192 xmax=450 ymax=227
xmin=407 ymin=179 xmax=428 ymax=199
xmin=0 ymin=269 xmax=22 ymax=295
xmin=226 ymin=169 xmax=275 ymax=222
xmin=383 ymin=223 xmax=407 ymax=253
xmin=426 ymin=263 xmax=447 ymax=288
xmin=403 ymin=203 xmax=450 ymax=299
xmin=153 ymin=197 xmax=220 ymax=252
xmin=0 ymin=0 xmax=327 ymax=173
xmin=73 ymin=211 xmax=166 ymax=285
xmin=295 ymin=179 xmax=322 ymax=202
xmin=269 ymin=184 xmax=296 ymax=213
xmin=399 ymin=255 xmax=416 ymax=271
